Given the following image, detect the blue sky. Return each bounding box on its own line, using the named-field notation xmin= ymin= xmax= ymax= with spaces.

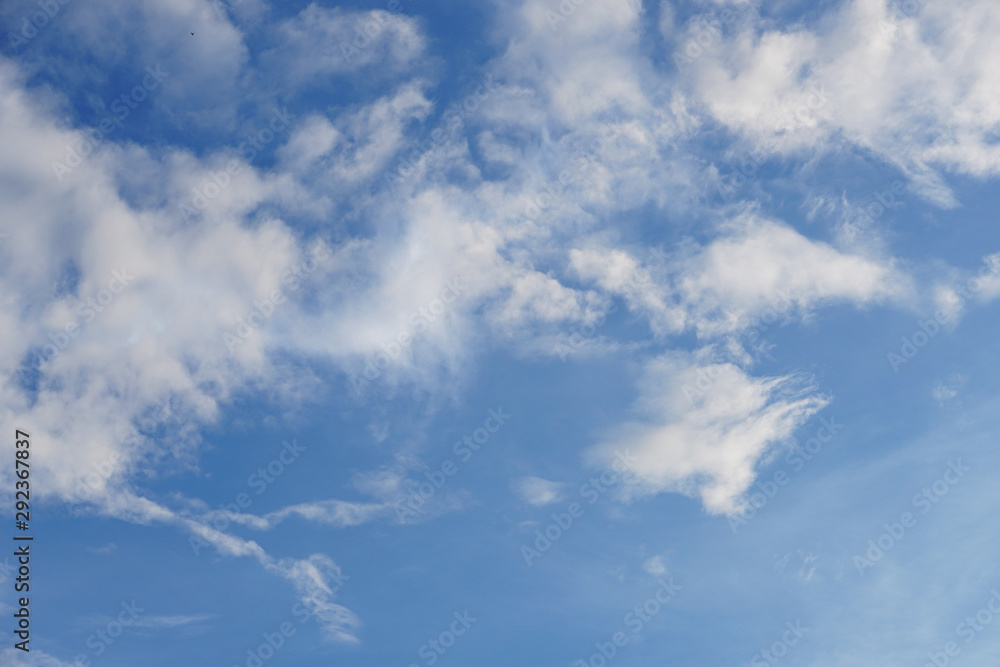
xmin=3 ymin=0 xmax=1000 ymax=665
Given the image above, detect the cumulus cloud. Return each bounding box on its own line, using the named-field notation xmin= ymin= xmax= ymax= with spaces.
xmin=8 ymin=0 xmax=1000 ymax=650
xmin=0 ymin=56 xmax=364 ymax=642
xmin=570 ymin=212 xmax=910 ymax=339
xmin=680 ymin=0 xmax=1000 ymax=205
xmin=268 ymin=4 xmax=426 ymax=85
xmin=675 ymin=214 xmax=910 ymax=335
xmin=587 ymin=350 xmax=828 ymax=514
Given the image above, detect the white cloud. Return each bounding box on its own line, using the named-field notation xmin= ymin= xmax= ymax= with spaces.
xmin=0 ymin=58 xmax=367 ymax=641
xmin=681 ymin=0 xmax=1000 ymax=205
xmin=676 ymin=214 xmax=910 ymax=336
xmin=932 ymin=374 xmax=966 ymax=405
xmin=113 ymin=613 xmax=213 ymax=629
xmin=587 ymin=350 xmax=828 ymax=515
xmin=775 ymin=549 xmax=818 ymax=583
xmin=516 ymin=476 xmax=566 ymax=506
xmin=0 ymin=648 xmax=77 ymax=666
xmin=643 ymin=554 xmax=669 ymax=577
xmin=87 ymin=542 xmax=117 ymax=555
xmin=77 ymin=490 xmax=363 ymax=643
xmin=207 ymin=500 xmax=390 ymax=531
xmin=274 ymin=554 xmax=360 ymax=644
xmin=0 ymin=0 xmax=922 ymax=540
xmin=570 ymin=213 xmax=909 ymax=340
xmin=268 ymin=4 xmax=426 ymax=86
xmin=9 ymin=0 xmax=1000 ymax=641
xmin=280 ymin=82 xmax=433 ymax=190
xmin=569 ymin=245 xmax=685 ymax=336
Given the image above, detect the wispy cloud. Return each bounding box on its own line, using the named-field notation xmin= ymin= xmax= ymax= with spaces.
xmin=516 ymin=476 xmax=567 ymax=506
